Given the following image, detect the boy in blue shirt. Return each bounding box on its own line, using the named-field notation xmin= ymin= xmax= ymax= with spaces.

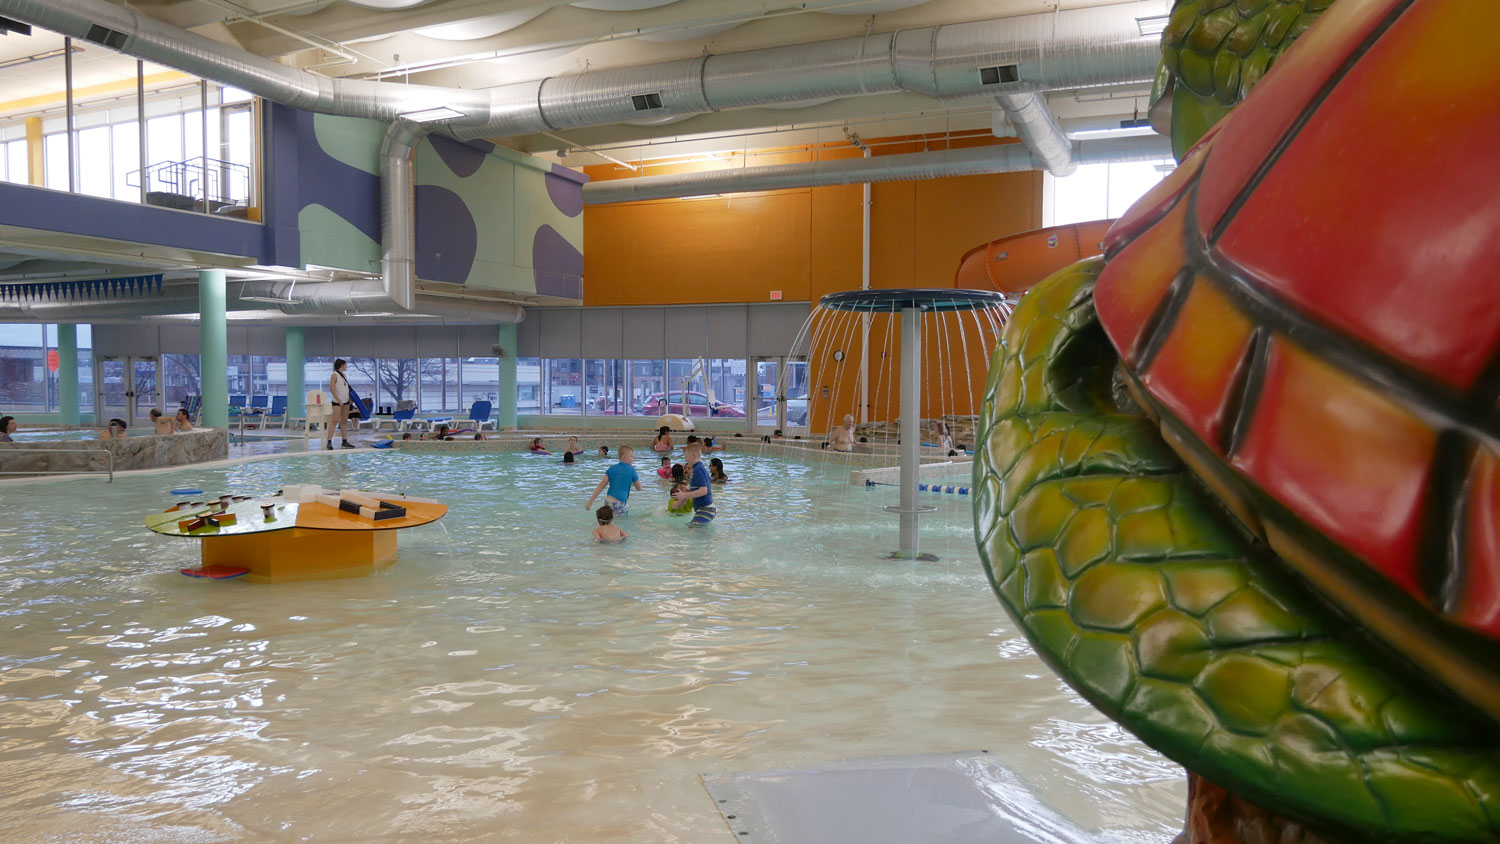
xmin=671 ymin=443 xmax=715 ymax=526
xmin=586 ymin=445 xmax=642 ymax=515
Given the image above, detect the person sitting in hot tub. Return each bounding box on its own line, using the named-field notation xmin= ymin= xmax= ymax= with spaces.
xmin=0 ymin=415 xmax=16 ymax=442
xmin=150 ymin=408 xmax=174 ymax=436
xmin=530 ymin=437 xmax=550 ymax=454
xmin=173 ymin=407 xmax=194 ymax=432
xmin=652 ymin=426 xmax=673 ymax=453
xmin=98 ymin=418 xmax=129 ymax=440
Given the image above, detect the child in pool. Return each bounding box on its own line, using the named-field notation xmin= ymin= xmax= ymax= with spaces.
xmin=586 ymin=445 xmax=641 ymax=515
xmin=566 ymin=435 xmax=585 ymax=455
xmin=710 ymin=457 xmax=728 ymax=483
xmin=562 ymin=451 xmax=577 ymax=464
xmin=530 ymin=437 xmax=550 ymax=454
xmin=703 ymin=436 xmax=722 ymax=451
xmin=673 ymin=443 xmax=716 ymax=527
xmin=652 ymin=426 xmax=673 ymax=453
xmin=598 ymin=445 xmax=609 ymax=458
xmin=656 ymin=455 xmax=673 ymax=479
xmin=593 ymin=505 xmax=627 ymax=543
xmin=666 ymin=464 xmax=694 ymax=516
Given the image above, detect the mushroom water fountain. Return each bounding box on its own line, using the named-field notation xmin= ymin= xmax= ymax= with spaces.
xmin=782 ymin=288 xmax=1011 ymax=560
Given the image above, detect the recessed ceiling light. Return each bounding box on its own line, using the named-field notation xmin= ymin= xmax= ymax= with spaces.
xmin=399 ymin=106 xmax=467 ymax=123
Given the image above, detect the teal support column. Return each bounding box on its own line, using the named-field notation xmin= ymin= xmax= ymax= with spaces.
xmin=57 ymin=324 xmax=79 ymax=426
xmin=199 ymin=270 xmax=228 ymax=429
xmin=285 ymin=326 xmax=305 ymax=419
xmin=498 ymin=323 xmax=518 ymax=429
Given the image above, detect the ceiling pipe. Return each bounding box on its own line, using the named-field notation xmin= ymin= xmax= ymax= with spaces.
xmin=0 ymin=280 xmax=525 ymax=324
xmin=0 ymin=0 xmax=1163 ymax=141
xmin=993 ymin=92 xmax=1075 ymax=177
xmin=581 ymin=134 xmax=1171 ymax=204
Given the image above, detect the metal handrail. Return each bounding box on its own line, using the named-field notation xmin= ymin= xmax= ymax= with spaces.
xmin=0 ymin=447 xmax=114 ymax=482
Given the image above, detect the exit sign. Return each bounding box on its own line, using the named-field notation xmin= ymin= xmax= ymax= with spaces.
xmin=769 ymin=290 xmax=782 ymax=300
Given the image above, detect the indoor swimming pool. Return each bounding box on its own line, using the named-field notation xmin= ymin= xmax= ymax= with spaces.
xmin=0 ymin=449 xmax=1184 ymax=843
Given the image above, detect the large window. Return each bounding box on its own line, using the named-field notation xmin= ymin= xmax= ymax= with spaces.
xmin=1 ymin=75 xmax=258 ymax=212
xmin=516 ymin=357 xmax=541 ymax=414
xmin=0 ymin=323 xmax=94 ymax=414
xmin=628 ymin=360 xmax=664 ymax=416
xmin=583 ymin=359 xmax=626 ymax=415
xmin=162 ymin=353 xmax=201 ymax=408
xmin=418 ymin=358 xmax=461 ymax=413
xmin=1045 ymin=157 xmax=1174 ymax=227
xmin=518 ymin=358 xmax=748 ymax=421
xmin=463 ymin=357 xmax=500 ymax=408
xmin=545 ymin=358 xmax=582 ymax=414
xmin=0 ymin=139 xmax=26 ymax=185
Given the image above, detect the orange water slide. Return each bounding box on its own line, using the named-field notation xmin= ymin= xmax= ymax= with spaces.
xmin=954 ymin=219 xmax=1114 ymax=295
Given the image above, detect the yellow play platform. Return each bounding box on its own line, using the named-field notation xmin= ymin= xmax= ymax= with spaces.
xmin=146 ymin=487 xmax=447 ymax=582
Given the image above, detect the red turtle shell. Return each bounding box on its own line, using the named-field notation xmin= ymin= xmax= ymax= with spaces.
xmin=1093 ymin=0 xmax=1500 ymax=665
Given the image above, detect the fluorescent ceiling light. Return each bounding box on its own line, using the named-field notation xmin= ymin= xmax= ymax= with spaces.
xmin=1136 ymin=15 xmax=1170 ymax=36
xmin=399 ymin=106 xmax=467 ymax=123
xmin=679 ymin=194 xmax=722 ymax=200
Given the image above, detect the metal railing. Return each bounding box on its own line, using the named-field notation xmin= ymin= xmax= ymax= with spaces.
xmin=0 ymin=447 xmax=114 ymax=482
xmin=127 ymin=157 xmax=251 ymax=212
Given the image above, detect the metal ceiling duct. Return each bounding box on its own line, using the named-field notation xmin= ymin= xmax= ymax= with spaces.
xmin=0 ymin=0 xmax=1162 ymax=141
xmin=993 ymin=92 xmax=1074 ymax=177
xmin=0 ymin=280 xmax=524 ymax=324
xmin=581 ymin=134 xmax=1171 ymax=204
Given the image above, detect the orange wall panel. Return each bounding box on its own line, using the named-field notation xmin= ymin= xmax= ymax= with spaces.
xmin=584 ymin=190 xmax=814 ymax=306
xmin=583 ymin=134 xmax=1044 ymax=308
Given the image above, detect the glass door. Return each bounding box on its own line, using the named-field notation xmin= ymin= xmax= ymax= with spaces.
xmin=98 ymin=357 xmax=128 ymax=424
xmin=131 ymin=357 xmax=159 ymax=424
xmin=753 ymin=358 xmax=780 ymax=432
xmin=96 ymin=355 xmax=160 ymax=425
xmin=782 ymin=357 xmax=810 ymax=437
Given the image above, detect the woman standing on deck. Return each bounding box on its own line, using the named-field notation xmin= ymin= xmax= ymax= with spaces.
xmin=326 ymin=358 xmax=355 ymax=450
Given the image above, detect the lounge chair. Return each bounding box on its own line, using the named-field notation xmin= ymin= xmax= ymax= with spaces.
xmin=468 ymin=400 xmax=496 ymax=431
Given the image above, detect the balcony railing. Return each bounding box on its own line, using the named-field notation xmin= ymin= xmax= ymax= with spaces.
xmin=127 ymin=157 xmax=252 ymax=216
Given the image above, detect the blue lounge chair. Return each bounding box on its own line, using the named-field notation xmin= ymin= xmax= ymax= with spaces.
xmin=468 ymin=400 xmax=496 ymax=431
xmin=264 ymin=395 xmax=288 ymax=428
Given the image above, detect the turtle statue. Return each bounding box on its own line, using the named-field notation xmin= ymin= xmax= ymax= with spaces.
xmin=973 ymin=0 xmax=1500 ymax=841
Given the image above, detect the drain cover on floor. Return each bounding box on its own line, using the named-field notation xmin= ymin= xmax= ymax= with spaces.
xmin=702 ymin=751 xmax=1091 ymax=844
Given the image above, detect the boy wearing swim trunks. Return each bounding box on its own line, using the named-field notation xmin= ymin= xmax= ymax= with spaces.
xmin=672 ymin=444 xmax=715 ymax=526
xmin=586 ymin=445 xmax=642 ymax=515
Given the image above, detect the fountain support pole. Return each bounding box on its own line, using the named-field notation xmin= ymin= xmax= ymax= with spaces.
xmin=898 ymin=305 xmax=922 ymax=558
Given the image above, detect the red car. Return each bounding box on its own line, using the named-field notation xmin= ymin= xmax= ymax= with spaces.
xmin=639 ymin=391 xmax=745 ymax=418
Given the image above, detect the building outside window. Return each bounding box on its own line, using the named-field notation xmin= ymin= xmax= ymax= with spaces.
xmin=0 ymin=323 xmax=94 ymax=415
xmin=417 ymin=357 xmax=461 ymax=413
xmin=583 ymin=359 xmax=626 ymax=415
xmin=516 ymin=357 xmax=541 ymax=414
xmin=545 ymin=358 xmax=582 ymax=414
xmin=161 ymin=353 xmax=200 ymax=409
xmin=628 ymin=360 xmax=663 ymax=416
xmin=462 ymin=357 xmax=500 ymax=409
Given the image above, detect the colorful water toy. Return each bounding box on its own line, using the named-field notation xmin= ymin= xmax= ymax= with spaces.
xmin=169 ymin=487 xmax=203 ymax=496
xmin=148 ymin=484 xmax=447 ymax=582
xmin=973 ymin=1 xmax=1500 ymax=841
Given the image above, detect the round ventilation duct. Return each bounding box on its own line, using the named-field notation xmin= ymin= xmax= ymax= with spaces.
xmin=818 ymin=0 xmax=931 ymax=13
xmin=638 ymin=20 xmax=741 ymax=41
xmin=345 ymin=0 xmax=437 ymax=9
xmin=570 ymin=0 xmax=680 ymax=9
xmin=761 ymin=98 xmax=838 ymax=109
xmin=416 ymin=7 xmax=547 ymax=41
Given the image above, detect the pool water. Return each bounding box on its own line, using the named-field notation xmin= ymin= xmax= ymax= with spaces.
xmin=0 ymin=450 xmax=1184 ymax=843
xmin=9 ymin=429 xmax=104 ymax=441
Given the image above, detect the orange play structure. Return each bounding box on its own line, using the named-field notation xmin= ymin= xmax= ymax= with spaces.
xmin=954 ymin=220 xmax=1113 ymax=296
